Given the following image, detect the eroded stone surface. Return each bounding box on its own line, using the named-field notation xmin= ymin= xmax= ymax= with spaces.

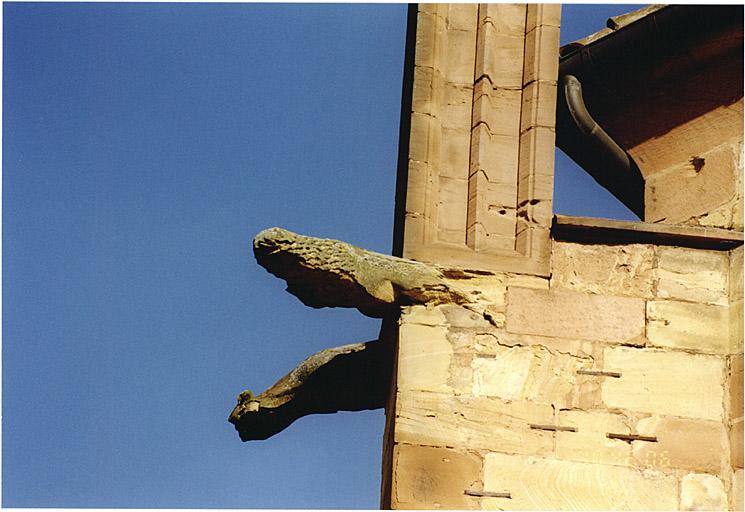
xmin=656 ymin=247 xmax=728 ymax=305
xmin=506 ymin=287 xmax=645 ymax=343
xmin=551 ymin=242 xmax=656 ymax=298
xmin=647 ymin=300 xmax=730 ymax=354
xmin=731 ymin=419 xmax=744 ymax=469
xmin=646 ymin=143 xmax=739 ymax=226
xmin=253 ymin=227 xmax=476 ymax=317
xmin=556 ymin=410 xmax=632 ymax=466
xmin=482 ymin=452 xmax=678 ymax=510
xmin=730 ymin=354 xmax=744 ymax=419
xmin=394 ymin=391 xmax=554 ymax=455
xmin=633 ymin=416 xmax=728 ymax=473
xmin=680 ymin=473 xmax=727 ymax=511
xmin=733 ymin=469 xmax=744 ymax=512
xmin=471 ymin=344 xmax=590 ymax=407
xmin=229 ymin=340 xmax=391 ymax=440
xmin=601 ymin=347 xmax=725 ymax=420
xmin=393 ymin=444 xmax=481 ymax=510
xmin=731 ymin=300 xmax=744 ymax=354
xmin=398 ymin=322 xmax=453 ymax=394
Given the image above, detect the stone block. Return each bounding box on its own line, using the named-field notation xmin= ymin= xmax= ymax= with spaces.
xmin=446 ymin=3 xmax=478 ymax=32
xmin=448 ymin=353 xmax=474 ymax=394
xmin=471 ymin=348 xmax=531 ymax=399
xmin=471 ymin=344 xmax=590 ymax=408
xmin=479 ymin=3 xmax=527 ymax=37
xmin=518 ymin=126 xmax=556 ymax=191
xmin=440 ymin=127 xmax=471 ymax=179
xmin=398 ymin=322 xmax=452 ymax=394
xmin=442 ymin=86 xmax=474 ymax=133
xmin=468 ymin=185 xmax=517 ymax=234
xmin=414 ymin=12 xmax=436 ymax=69
xmin=506 ymin=273 xmax=550 ymax=290
xmin=646 ymin=144 xmax=738 ymax=224
xmin=514 ymin=225 xmax=551 ymax=264
xmin=550 ymin=242 xmax=656 ymax=298
xmin=470 ymin=122 xmax=520 ymax=185
xmin=680 ymin=473 xmax=727 ymax=511
xmin=733 ymin=469 xmax=743 ymax=512
xmin=731 ymin=418 xmax=743 ymax=469
xmin=517 ymin=196 xmax=553 ymax=227
xmin=526 ymin=3 xmax=562 ymax=31
xmin=506 ymin=287 xmax=646 ymax=343
xmin=695 ymin=196 xmax=741 ymax=230
xmin=633 ymin=416 xmax=728 ymax=473
xmin=467 ymin=208 xmax=516 ymax=253
xmin=647 ymin=300 xmax=730 ymax=354
xmin=411 ymin=65 xmax=435 ymax=116
xmin=601 ymin=346 xmax=725 ymax=420
xmin=472 ymin=84 xmax=522 ymax=138
xmin=517 ymin=176 xmax=554 ymax=216
xmin=436 ymin=176 xmax=468 ymax=233
xmin=731 ymin=245 xmax=744 ymax=298
xmin=471 ymin=176 xmax=515 ymax=214
xmin=402 ymin=213 xmax=425 ymax=253
xmin=522 ymin=25 xmax=560 ymax=86
xmin=482 ymin=452 xmax=678 ymax=510
xmin=656 ymin=246 xmax=728 ymax=305
xmin=730 ymin=354 xmax=744 ymax=419
xmin=400 ymin=305 xmax=447 ymax=327
xmin=394 ymin=391 xmax=554 ymax=455
xmin=439 ymin=304 xmax=489 ymax=329
xmin=404 ymin=160 xmax=428 ymax=216
xmin=508 ymin=333 xmax=596 ymax=360
xmin=521 ymin=79 xmax=557 ymax=131
xmin=417 ymin=3 xmax=438 ymax=15
xmin=480 ymin=209 xmax=518 ymax=244
xmin=556 ymin=410 xmax=632 ymax=466
xmin=408 ymin=111 xmax=435 ymax=163
xmin=392 ymin=444 xmax=481 ymax=509
xmin=731 ymin=299 xmax=744 ymax=354
xmin=444 ymin=28 xmax=477 ymax=85
xmin=445 ymin=276 xmax=508 ymax=311
xmin=734 ymin=191 xmax=744 ymax=230
xmin=475 ymin=26 xmax=524 ymax=88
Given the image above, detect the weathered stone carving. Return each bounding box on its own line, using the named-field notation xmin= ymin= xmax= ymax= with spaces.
xmin=253 ymin=227 xmax=475 ymax=318
xmin=229 ymin=339 xmax=391 ymax=440
xmin=231 ymin=227 xmax=488 ymax=441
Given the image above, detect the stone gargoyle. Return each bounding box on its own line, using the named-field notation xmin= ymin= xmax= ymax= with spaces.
xmin=228 ymin=227 xmax=489 ymax=441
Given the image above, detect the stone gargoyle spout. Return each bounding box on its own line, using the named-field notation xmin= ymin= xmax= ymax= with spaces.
xmin=229 ymin=340 xmax=391 ymax=441
xmin=253 ymin=227 xmax=471 ymax=318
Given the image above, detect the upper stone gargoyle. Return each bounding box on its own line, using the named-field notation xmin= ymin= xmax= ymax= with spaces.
xmin=253 ymin=227 xmax=474 ymax=317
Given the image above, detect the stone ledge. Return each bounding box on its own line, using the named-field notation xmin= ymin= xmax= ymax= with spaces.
xmin=552 ymin=214 xmax=743 ymax=250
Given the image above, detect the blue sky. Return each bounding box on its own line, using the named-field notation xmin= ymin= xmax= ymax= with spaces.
xmin=4 ymin=3 xmax=638 ymax=508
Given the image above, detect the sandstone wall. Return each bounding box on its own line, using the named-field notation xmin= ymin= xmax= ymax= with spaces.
xmin=643 ymin=126 xmax=743 ymax=231
xmin=398 ymin=3 xmax=560 ymax=276
xmin=384 ymin=240 xmax=743 ymax=510
xmin=633 ymin=51 xmax=744 ymax=231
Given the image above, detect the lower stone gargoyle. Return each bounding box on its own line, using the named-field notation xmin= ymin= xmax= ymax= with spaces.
xmin=229 ymin=339 xmax=392 ymax=440
xmin=229 ymin=227 xmax=489 ymax=441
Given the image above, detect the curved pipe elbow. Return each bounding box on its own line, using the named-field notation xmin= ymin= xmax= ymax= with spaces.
xmin=562 ymin=74 xmax=633 ymax=171
xmin=558 ymin=74 xmax=646 ymax=217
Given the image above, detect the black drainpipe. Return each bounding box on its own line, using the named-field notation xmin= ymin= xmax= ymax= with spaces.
xmin=558 ymin=74 xmax=645 ymax=218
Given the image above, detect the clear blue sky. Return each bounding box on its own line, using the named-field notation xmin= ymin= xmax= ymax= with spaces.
xmin=3 ymin=3 xmax=638 ymax=508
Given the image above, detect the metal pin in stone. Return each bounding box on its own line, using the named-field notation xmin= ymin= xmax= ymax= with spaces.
xmin=577 ymin=369 xmax=622 ymax=378
xmin=465 ymin=490 xmax=512 ymax=499
xmin=530 ymin=423 xmax=577 ymax=432
xmin=607 ymin=433 xmax=658 ymax=442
